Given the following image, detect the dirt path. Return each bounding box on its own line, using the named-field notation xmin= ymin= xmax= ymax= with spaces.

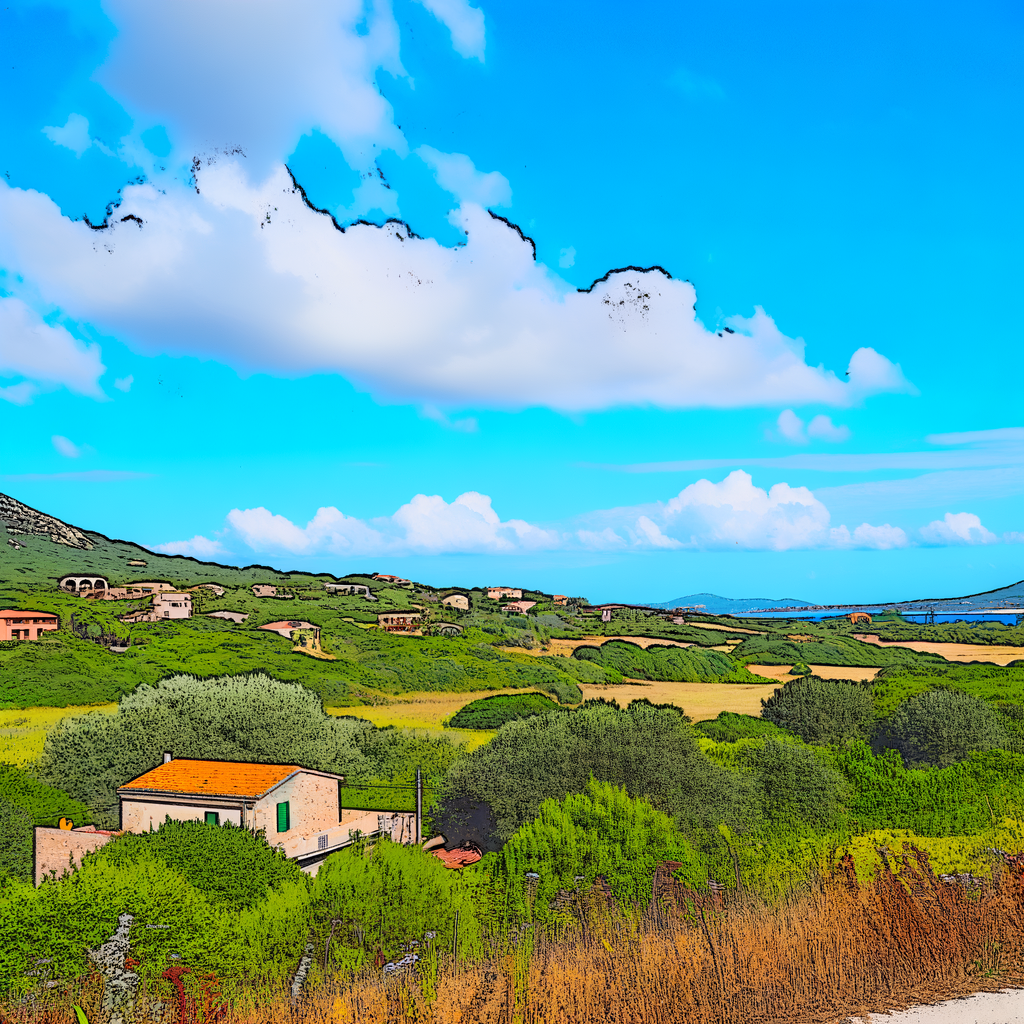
xmin=855 ymin=634 xmax=1024 ymax=666
xmin=746 ymin=663 xmax=882 ymax=683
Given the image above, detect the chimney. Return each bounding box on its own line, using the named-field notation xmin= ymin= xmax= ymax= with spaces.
xmin=163 ymin=751 xmax=172 ymax=764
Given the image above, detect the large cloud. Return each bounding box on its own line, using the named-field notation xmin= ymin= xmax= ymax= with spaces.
xmin=0 ymin=165 xmax=914 ymax=412
xmin=0 ymin=297 xmax=106 ymax=403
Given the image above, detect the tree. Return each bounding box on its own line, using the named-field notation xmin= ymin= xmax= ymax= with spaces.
xmin=760 ymin=676 xmax=875 ymax=745
xmin=880 ymin=689 xmax=1009 ymax=768
xmin=437 ymin=700 xmax=756 ymax=845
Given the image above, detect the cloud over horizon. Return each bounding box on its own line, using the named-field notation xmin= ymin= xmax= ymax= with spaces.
xmin=155 ymin=473 xmax=1008 ymax=560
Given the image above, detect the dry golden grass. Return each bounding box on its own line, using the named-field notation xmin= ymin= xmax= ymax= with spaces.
xmin=746 ymin=663 xmax=881 ymax=683
xmin=20 ymin=846 xmax=1019 ymax=1024
xmin=855 ymin=635 xmax=1024 ymax=666
xmin=326 ymin=690 xmax=548 ymax=751
xmin=577 ymin=679 xmax=777 ymax=720
xmin=0 ymin=704 xmax=117 ymax=766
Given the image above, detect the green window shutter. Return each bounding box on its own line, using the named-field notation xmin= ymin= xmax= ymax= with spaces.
xmin=276 ymin=801 xmax=290 ymax=833
xmin=205 ymin=811 xmax=219 ymax=826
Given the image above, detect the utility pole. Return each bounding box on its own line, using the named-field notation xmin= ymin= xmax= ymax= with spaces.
xmin=415 ymin=766 xmax=422 ymax=845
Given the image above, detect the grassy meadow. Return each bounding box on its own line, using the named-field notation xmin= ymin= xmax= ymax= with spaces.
xmin=0 ymin=703 xmax=117 ymax=765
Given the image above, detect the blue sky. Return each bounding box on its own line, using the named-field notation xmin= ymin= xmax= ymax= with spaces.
xmin=1 ymin=0 xmax=1022 ymax=605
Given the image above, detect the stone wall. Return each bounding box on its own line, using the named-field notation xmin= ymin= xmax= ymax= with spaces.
xmin=34 ymin=825 xmax=118 ymax=885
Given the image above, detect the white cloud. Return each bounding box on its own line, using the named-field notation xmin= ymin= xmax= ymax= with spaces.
xmin=114 ymin=375 xmax=134 ymax=392
xmin=0 ymin=297 xmax=106 ymax=401
xmin=41 ymin=114 xmax=94 ymax=158
xmin=558 ymin=246 xmax=576 ymax=269
xmin=0 ymin=167 xmax=916 ymax=413
xmin=1004 ymin=531 xmax=1024 ymax=544
xmin=806 ymin=414 xmax=851 ymax=442
xmin=97 ymin=0 xmax=409 ymax=180
xmin=416 ymin=147 xmax=511 ymax=207
xmin=224 ymin=491 xmax=559 ymax=556
xmin=777 ymin=409 xmax=807 ymax=444
xmin=830 ymin=522 xmax=909 ymax=549
xmin=920 ymin=512 xmax=999 ymax=546
xmin=52 ymin=435 xmax=82 ymax=458
xmin=635 ymin=515 xmax=682 ymax=549
xmin=413 ymin=0 xmax=486 ymax=60
xmin=198 ymin=476 xmax=1008 ymax=558
xmin=151 ymin=535 xmax=230 ymax=558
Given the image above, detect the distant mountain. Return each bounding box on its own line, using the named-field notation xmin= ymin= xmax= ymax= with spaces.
xmin=649 ymin=593 xmax=813 ymax=614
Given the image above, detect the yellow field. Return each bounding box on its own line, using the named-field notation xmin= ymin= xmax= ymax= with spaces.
xmin=576 ymin=679 xmax=778 ymax=720
xmin=745 ymin=663 xmax=882 ymax=683
xmin=0 ymin=704 xmax=118 ymax=766
xmin=326 ymin=689 xmax=545 ymax=750
xmin=854 ymin=634 xmax=1024 ymax=666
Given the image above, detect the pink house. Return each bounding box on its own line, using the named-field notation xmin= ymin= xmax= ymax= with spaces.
xmin=503 ymin=600 xmax=537 ymax=614
xmin=0 ymin=610 xmax=59 ymax=640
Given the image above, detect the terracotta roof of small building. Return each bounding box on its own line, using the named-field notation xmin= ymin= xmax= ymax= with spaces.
xmin=118 ymin=759 xmax=307 ymax=799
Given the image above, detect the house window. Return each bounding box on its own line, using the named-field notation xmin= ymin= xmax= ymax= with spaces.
xmin=276 ymin=801 xmax=290 ymax=833
xmin=205 ymin=811 xmax=220 ymax=826
xmin=318 ymin=834 xmax=328 ymax=851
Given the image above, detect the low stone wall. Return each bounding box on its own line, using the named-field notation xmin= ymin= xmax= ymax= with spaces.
xmin=34 ymin=825 xmax=119 ymax=885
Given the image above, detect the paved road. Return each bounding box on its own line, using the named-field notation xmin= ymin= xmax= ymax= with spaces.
xmin=852 ymin=989 xmax=1024 ymax=1023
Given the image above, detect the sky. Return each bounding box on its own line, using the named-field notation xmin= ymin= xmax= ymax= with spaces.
xmin=1 ymin=0 xmax=1022 ymax=605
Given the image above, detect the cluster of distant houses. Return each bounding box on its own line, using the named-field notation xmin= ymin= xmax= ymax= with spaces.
xmin=4 ymin=571 xmax=583 ymax=648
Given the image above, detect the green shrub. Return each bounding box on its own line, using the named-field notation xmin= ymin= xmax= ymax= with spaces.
xmin=760 ymin=676 xmax=875 ymax=745
xmin=0 ymin=799 xmax=33 ymax=883
xmin=92 ymin=818 xmax=306 ymax=911
xmin=0 ymin=763 xmax=92 ymax=829
xmin=694 ymin=712 xmax=795 ymax=744
xmin=572 ymin=640 xmax=735 ymax=681
xmin=744 ymin=740 xmax=849 ymax=831
xmin=493 ymin=779 xmax=707 ymax=925
xmin=312 ymin=838 xmax=481 ymax=963
xmin=879 ymin=689 xmax=1010 ymax=768
xmin=449 ymin=692 xmax=565 ymax=729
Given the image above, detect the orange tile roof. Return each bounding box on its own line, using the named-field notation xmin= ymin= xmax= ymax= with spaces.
xmin=119 ymin=759 xmax=303 ymax=798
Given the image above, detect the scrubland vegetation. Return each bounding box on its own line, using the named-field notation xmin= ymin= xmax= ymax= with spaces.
xmin=2 ymin=533 xmax=1023 ymax=1019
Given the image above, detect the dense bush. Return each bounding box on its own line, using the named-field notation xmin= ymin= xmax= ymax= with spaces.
xmin=438 ymin=700 xmax=756 ymax=844
xmin=878 ymin=689 xmax=1009 ymax=768
xmin=448 ymin=692 xmax=565 ymax=729
xmin=694 ymin=712 xmax=795 ymax=744
xmin=872 ymin=663 xmax=1024 ymax=717
xmin=92 ymin=819 xmax=305 ymax=911
xmin=312 ymin=838 xmax=481 ymax=965
xmin=494 ymin=780 xmax=707 ymax=924
xmin=731 ymin=634 xmax=925 ymax=668
xmin=572 ymin=641 xmax=735 ymax=681
xmin=743 ymin=741 xmax=849 ymax=831
xmin=760 ymin=676 xmax=875 ymax=745
xmin=0 ymin=763 xmax=92 ymax=828
xmin=0 ymin=799 xmax=33 ymax=883
xmin=829 ymin=743 xmax=1024 ymax=834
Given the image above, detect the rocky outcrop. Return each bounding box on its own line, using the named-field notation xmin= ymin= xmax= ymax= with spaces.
xmin=0 ymin=491 xmax=92 ymax=549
